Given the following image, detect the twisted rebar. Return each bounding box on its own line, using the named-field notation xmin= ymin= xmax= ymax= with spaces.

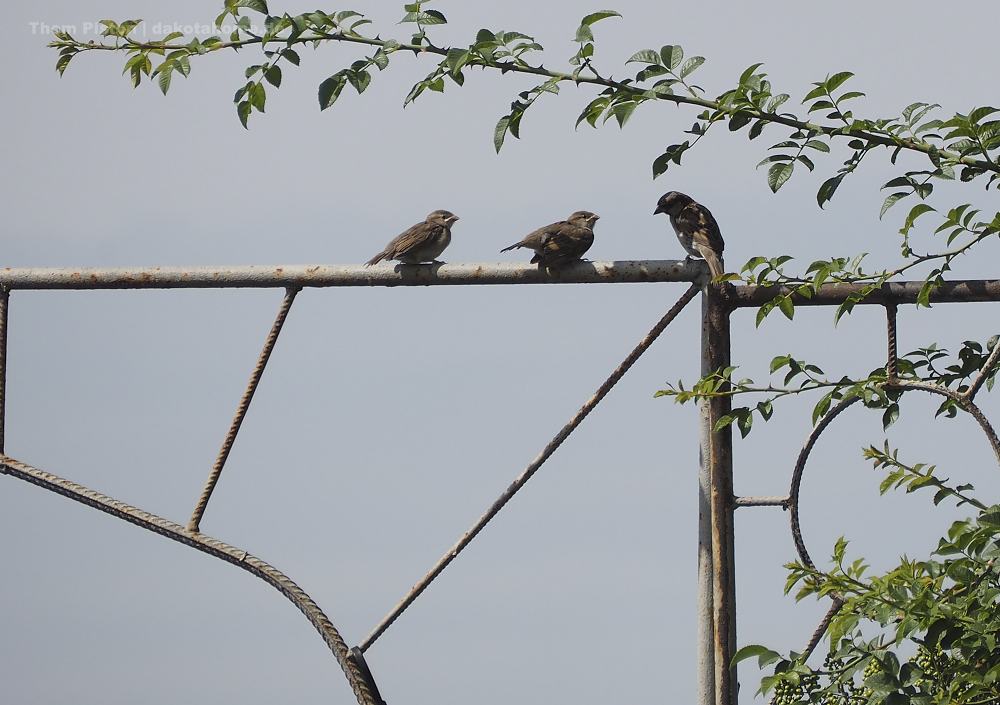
xmin=188 ymin=287 xmax=300 ymax=533
xmin=0 ymin=454 xmax=383 ymax=705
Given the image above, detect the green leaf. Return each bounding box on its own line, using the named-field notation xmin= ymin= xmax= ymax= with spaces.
xmin=237 ymin=99 xmax=252 ymax=128
xmin=732 ymin=645 xmax=781 ymax=668
xmin=575 ymin=25 xmax=594 ymax=43
xmin=610 ymin=101 xmax=637 ymax=128
xmin=737 ymin=409 xmax=753 ymax=438
xmin=900 ymin=203 xmax=937 ymax=234
xmin=626 ymin=49 xmax=661 ymax=65
xmin=777 ymin=295 xmax=794 ymax=320
xmin=825 ymin=71 xmax=854 ymax=92
xmin=969 ymin=106 xmax=1000 ymax=125
xmin=580 ymin=10 xmax=621 ymax=25
xmin=347 ymin=69 xmax=371 ymax=93
xmin=335 ymin=10 xmax=362 ymax=23
xmin=817 ymin=174 xmax=845 ymax=208
xmin=880 ymin=192 xmax=908 ymax=219
xmin=767 ymin=162 xmax=794 ymax=192
xmin=729 ymin=112 xmax=752 ymax=132
xmin=400 ymin=9 xmax=447 ymax=25
xmin=917 ymin=278 xmax=935 ymax=308
xmin=494 ymin=116 xmax=510 ymax=153
xmin=738 ymin=63 xmax=763 ymax=87
xmin=755 ymin=301 xmax=775 ymax=327
xmin=765 ymin=94 xmax=789 ymax=113
xmin=248 ymin=81 xmax=265 ymax=111
xmin=157 ymin=67 xmax=172 ymax=95
xmin=233 ymin=0 xmax=268 ymax=13
xmin=748 ymin=119 xmax=768 ymax=140
xmin=882 ymin=403 xmax=900 ymax=430
xmin=660 ymin=45 xmax=683 ymax=70
xmin=318 ymin=72 xmax=347 ymax=110
xmin=651 ymin=142 xmax=690 ymax=178
xmin=264 ymin=65 xmax=281 ymax=88
xmin=803 ymin=85 xmax=827 ymax=102
xmin=679 ymin=56 xmax=705 ymax=78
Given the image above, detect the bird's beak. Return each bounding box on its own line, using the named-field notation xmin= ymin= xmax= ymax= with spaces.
xmin=653 ymin=205 xmax=664 ymax=215
xmin=449 ymin=215 xmax=460 ymax=222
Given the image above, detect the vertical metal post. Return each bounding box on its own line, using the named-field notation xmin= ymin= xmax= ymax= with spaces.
xmin=697 ymin=291 xmax=716 ymax=705
xmin=698 ymin=285 xmax=736 ymax=705
xmin=0 ymin=285 xmax=8 ymax=455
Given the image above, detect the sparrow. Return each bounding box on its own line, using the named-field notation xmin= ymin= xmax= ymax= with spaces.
xmin=365 ymin=210 xmax=460 ymax=266
xmin=653 ymin=192 xmax=725 ymax=279
xmin=500 ymin=211 xmax=600 ymax=268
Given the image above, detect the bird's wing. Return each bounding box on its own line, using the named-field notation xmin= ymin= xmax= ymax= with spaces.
xmin=535 ymin=222 xmax=594 ymax=267
xmin=387 ymin=222 xmax=440 ymax=257
xmin=676 ymin=203 xmax=725 ymax=254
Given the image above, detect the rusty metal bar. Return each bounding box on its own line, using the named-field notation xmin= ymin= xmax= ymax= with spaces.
xmin=697 ymin=292 xmax=716 ymax=705
xmin=967 ymin=335 xmax=1000 ymax=401
xmin=885 ymin=304 xmax=898 ymax=381
xmin=702 ymin=285 xmax=737 ymax=705
xmin=728 ymin=279 xmax=1000 ymax=308
xmin=188 ymin=287 xmax=300 ymax=533
xmin=733 ymin=496 xmax=788 ymax=508
xmin=357 ymin=283 xmax=702 ymax=653
xmin=0 ymin=454 xmax=383 ymax=705
xmin=0 ymin=286 xmax=7 ymax=455
xmin=0 ymin=260 xmax=699 ymax=290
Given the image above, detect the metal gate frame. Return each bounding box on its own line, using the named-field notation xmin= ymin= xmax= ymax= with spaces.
xmin=2 ymin=261 xmax=998 ymax=705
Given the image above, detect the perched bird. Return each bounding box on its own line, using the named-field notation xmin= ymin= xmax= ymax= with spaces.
xmin=365 ymin=210 xmax=460 ymax=266
xmin=500 ymin=211 xmax=600 ymax=268
xmin=654 ymin=192 xmax=725 ymax=279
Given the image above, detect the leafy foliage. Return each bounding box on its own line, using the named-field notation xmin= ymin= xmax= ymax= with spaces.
xmin=736 ymin=453 xmax=1000 ymax=704
xmin=657 ymin=335 xmax=999 ymax=437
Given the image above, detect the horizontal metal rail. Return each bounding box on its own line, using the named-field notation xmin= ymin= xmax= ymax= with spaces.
xmin=729 ymin=279 xmax=1000 ymax=308
xmin=0 ymin=260 xmax=700 ymax=290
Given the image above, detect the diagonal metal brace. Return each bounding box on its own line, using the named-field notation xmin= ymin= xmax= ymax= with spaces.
xmin=188 ymin=287 xmax=300 ymax=533
xmin=359 ymin=282 xmax=701 ymax=653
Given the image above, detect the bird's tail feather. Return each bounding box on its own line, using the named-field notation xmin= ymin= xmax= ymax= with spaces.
xmin=704 ymin=252 xmax=724 ymax=280
xmin=365 ymin=252 xmax=388 ymax=266
xmin=499 ymin=243 xmax=521 ymax=253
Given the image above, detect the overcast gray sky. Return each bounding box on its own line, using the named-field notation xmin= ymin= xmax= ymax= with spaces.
xmin=3 ymin=2 xmax=1000 ymax=704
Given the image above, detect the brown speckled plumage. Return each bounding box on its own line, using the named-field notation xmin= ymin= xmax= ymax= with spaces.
xmin=500 ymin=211 xmax=600 ymax=268
xmin=365 ymin=210 xmax=460 ymax=266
